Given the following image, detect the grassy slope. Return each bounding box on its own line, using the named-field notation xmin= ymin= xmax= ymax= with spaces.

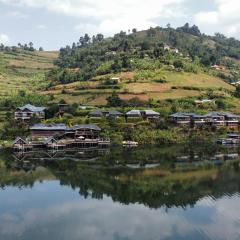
xmin=44 ymin=69 xmax=235 ymax=106
xmin=0 ymin=50 xmax=58 ymax=97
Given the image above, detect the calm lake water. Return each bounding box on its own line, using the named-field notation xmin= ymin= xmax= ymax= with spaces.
xmin=0 ymin=144 xmax=240 ymax=240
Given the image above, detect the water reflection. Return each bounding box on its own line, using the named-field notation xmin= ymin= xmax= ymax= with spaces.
xmin=0 ymin=145 xmax=240 ymax=239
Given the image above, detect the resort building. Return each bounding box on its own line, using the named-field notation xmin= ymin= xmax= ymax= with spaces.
xmin=169 ymin=112 xmax=240 ymax=127
xmin=89 ymin=110 xmax=123 ymax=118
xmin=15 ymin=104 xmax=45 ymax=121
xmin=30 ymin=123 xmax=102 ymax=139
xmin=169 ymin=112 xmax=206 ymax=125
xmin=30 ymin=123 xmax=68 ymax=137
xmin=67 ymin=124 xmax=101 ymax=139
xmin=126 ymin=110 xmax=160 ymax=120
xmin=13 ymin=123 xmax=108 ymax=150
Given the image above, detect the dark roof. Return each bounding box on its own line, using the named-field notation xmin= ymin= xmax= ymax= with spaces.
xmin=30 ymin=123 xmax=68 ymax=131
xmin=170 ymin=112 xmax=206 ymax=118
xmin=89 ymin=110 xmax=123 ymax=116
xmin=89 ymin=110 xmax=104 ymax=116
xmin=17 ymin=104 xmax=45 ymax=112
xmin=221 ymin=112 xmax=240 ymax=118
xmin=71 ymin=124 xmax=101 ymax=131
xmin=171 ymin=112 xmax=240 ymax=119
xmin=108 ymin=110 xmax=123 ymax=116
xmin=204 ymin=112 xmax=240 ymax=118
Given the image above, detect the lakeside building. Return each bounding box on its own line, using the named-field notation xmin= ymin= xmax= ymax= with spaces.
xmin=89 ymin=110 xmax=123 ymax=118
xmin=30 ymin=123 xmax=68 ymax=137
xmin=30 ymin=123 xmax=102 ymax=138
xmin=66 ymin=124 xmax=101 ymax=139
xmin=169 ymin=112 xmax=240 ymax=127
xmin=15 ymin=104 xmax=45 ymax=121
xmin=14 ymin=123 xmax=109 ymax=151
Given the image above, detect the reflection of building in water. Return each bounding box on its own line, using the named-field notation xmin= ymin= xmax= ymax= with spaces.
xmin=13 ymin=149 xmax=110 ymax=162
xmin=176 ymin=151 xmax=239 ymax=165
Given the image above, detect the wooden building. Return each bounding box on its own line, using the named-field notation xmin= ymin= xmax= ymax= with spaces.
xmin=126 ymin=110 xmax=160 ymax=120
xmin=30 ymin=123 xmax=68 ymax=137
xmin=67 ymin=124 xmax=101 ymax=139
xmin=170 ymin=112 xmax=240 ymax=127
xmin=15 ymin=104 xmax=45 ymax=121
xmin=13 ymin=137 xmax=33 ymax=151
xmin=89 ymin=110 xmax=123 ymax=118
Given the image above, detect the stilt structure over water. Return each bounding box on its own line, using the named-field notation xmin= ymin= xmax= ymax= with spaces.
xmin=13 ymin=124 xmax=110 ymax=151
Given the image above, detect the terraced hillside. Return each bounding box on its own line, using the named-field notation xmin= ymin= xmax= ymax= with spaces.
xmin=0 ymin=50 xmax=58 ymax=97
xmin=43 ymin=69 xmax=235 ymax=106
xmin=42 ymin=24 xmax=240 ymax=109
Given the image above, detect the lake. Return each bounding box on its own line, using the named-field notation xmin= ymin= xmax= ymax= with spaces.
xmin=0 ymin=144 xmax=240 ymax=240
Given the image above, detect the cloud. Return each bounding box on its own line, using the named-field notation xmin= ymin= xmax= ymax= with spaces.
xmin=0 ymin=34 xmax=10 ymax=44
xmin=194 ymin=0 xmax=240 ymax=38
xmin=36 ymin=24 xmax=47 ymax=30
xmin=0 ymin=0 xmax=187 ymax=35
xmin=6 ymin=10 xmax=28 ymax=18
xmin=1 ymin=194 xmax=240 ymax=240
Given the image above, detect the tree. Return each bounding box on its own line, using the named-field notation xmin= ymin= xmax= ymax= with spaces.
xmin=28 ymin=42 xmax=34 ymax=51
xmin=132 ymin=28 xmax=137 ymax=34
xmin=173 ymin=60 xmax=184 ymax=69
xmin=234 ymin=85 xmax=240 ymax=98
xmin=84 ymin=34 xmax=90 ymax=44
xmin=166 ymin=23 xmax=171 ymax=28
xmin=111 ymin=58 xmax=122 ymax=72
xmin=106 ymin=92 xmax=123 ymax=107
xmin=96 ymin=33 xmax=104 ymax=42
xmin=39 ymin=47 xmax=44 ymax=51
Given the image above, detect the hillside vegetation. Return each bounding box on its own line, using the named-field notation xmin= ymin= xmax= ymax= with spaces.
xmin=1 ymin=24 xmax=240 ymax=111
xmin=0 ymin=49 xmax=58 ymax=97
xmin=41 ymin=24 xmax=240 ymax=107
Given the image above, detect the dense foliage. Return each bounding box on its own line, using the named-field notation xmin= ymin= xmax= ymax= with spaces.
xmin=48 ymin=23 xmax=240 ymax=85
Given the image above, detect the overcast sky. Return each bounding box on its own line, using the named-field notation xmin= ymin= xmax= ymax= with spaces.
xmin=0 ymin=0 xmax=239 ymax=50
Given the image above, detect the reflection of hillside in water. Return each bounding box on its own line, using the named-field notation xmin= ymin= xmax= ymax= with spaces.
xmin=11 ymin=144 xmax=240 ymax=168
xmin=1 ymin=145 xmax=240 ymax=209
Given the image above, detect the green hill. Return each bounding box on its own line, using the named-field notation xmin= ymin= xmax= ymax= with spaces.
xmin=0 ymin=49 xmax=58 ymax=97
xmin=38 ymin=24 xmax=240 ymax=110
xmin=1 ymin=24 xmax=240 ymax=112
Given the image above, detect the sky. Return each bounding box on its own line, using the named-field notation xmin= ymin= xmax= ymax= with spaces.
xmin=0 ymin=0 xmax=240 ymax=50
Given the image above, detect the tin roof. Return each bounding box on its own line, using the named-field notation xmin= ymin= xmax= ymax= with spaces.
xmin=71 ymin=124 xmax=101 ymax=131
xmin=17 ymin=104 xmax=45 ymax=112
xmin=170 ymin=112 xmax=205 ymax=118
xmin=143 ymin=110 xmax=160 ymax=115
xmin=89 ymin=110 xmax=123 ymax=116
xmin=126 ymin=110 xmax=142 ymax=116
xmin=30 ymin=123 xmax=68 ymax=131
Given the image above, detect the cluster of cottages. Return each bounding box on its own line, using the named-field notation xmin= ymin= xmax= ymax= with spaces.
xmin=13 ymin=104 xmax=240 ymax=150
xmin=89 ymin=109 xmax=160 ymax=121
xmin=14 ymin=104 xmax=240 ymax=128
xmin=14 ymin=105 xmax=161 ymax=122
xmin=169 ymin=112 xmax=240 ymax=127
